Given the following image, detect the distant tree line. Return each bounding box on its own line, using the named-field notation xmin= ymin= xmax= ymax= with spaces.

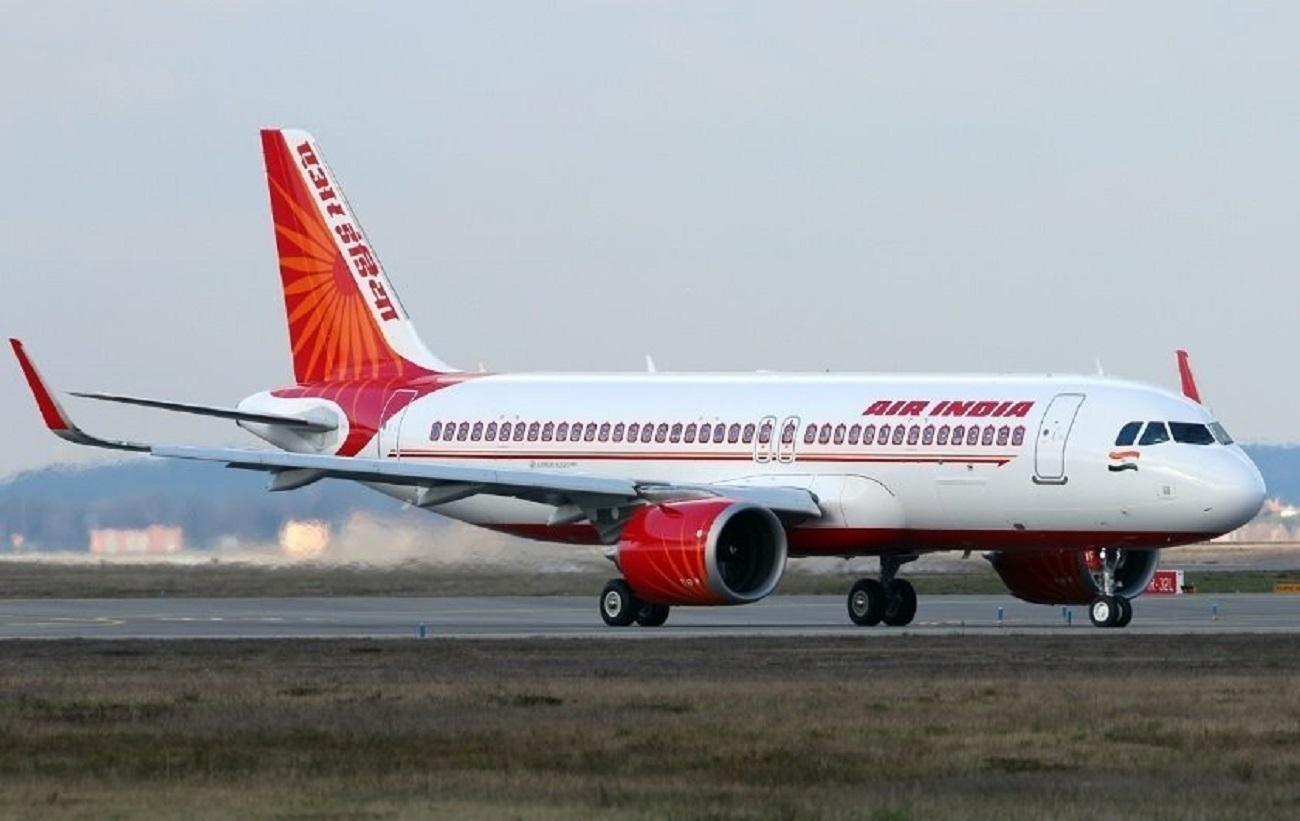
xmin=0 ymin=459 xmax=409 ymax=551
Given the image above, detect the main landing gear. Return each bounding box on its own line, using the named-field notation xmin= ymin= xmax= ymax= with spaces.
xmin=599 ymin=579 xmax=670 ymax=628
xmin=847 ymin=554 xmax=918 ymax=627
xmin=1088 ymin=548 xmax=1133 ymax=629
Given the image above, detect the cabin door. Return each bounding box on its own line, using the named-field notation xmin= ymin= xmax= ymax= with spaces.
xmin=1033 ymin=393 xmax=1085 ymax=484
xmin=377 ymin=389 xmax=418 ymax=459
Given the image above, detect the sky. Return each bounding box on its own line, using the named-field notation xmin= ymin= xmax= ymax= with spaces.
xmin=1 ymin=2 xmax=1297 ymax=477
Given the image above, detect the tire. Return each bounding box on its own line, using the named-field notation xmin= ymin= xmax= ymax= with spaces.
xmin=634 ymin=603 xmax=671 ymax=627
xmin=882 ymin=579 xmax=918 ymax=627
xmin=847 ymin=578 xmax=886 ymax=626
xmin=1089 ymin=596 xmax=1117 ymax=628
xmin=1115 ymin=597 xmax=1133 ymax=628
xmin=599 ymin=579 xmax=639 ymax=627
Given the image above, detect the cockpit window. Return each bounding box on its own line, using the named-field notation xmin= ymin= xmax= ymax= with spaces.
xmin=1114 ymin=421 xmax=1142 ymax=447
xmin=1209 ymin=422 xmax=1234 ymax=445
xmin=1138 ymin=421 xmax=1170 ymax=446
xmin=1169 ymin=422 xmax=1215 ymax=445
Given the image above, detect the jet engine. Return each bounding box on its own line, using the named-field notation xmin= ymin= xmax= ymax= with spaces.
xmin=988 ymin=548 xmax=1160 ymax=605
xmin=616 ymin=499 xmax=788 ymax=606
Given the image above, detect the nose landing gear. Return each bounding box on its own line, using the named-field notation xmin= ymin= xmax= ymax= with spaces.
xmin=847 ymin=554 xmax=918 ymax=627
xmin=1088 ymin=548 xmax=1134 ymax=628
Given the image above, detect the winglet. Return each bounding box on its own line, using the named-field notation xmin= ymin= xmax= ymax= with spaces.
xmin=8 ymin=339 xmax=148 ymax=452
xmin=10 ymin=338 xmax=76 ymax=432
xmin=1176 ymin=349 xmax=1202 ymax=404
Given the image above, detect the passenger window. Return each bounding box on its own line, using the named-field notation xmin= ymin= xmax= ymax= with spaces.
xmin=458 ymin=422 xmax=470 ymax=441
xmin=429 ymin=422 xmax=442 ymax=440
xmin=967 ymin=425 xmax=980 ymax=446
xmin=528 ymin=422 xmax=540 ymax=441
xmin=728 ymin=424 xmax=741 ymax=443
xmin=585 ymin=423 xmax=598 ymax=442
xmin=612 ymin=422 xmax=625 ymax=443
xmin=805 ymin=424 xmax=818 ymax=445
xmin=542 ymin=422 xmax=554 ymax=442
xmin=1114 ymin=421 xmax=1142 ymax=447
xmin=670 ymin=423 xmax=683 ymax=443
xmin=937 ymin=425 xmax=950 ymax=446
xmin=758 ymin=421 xmax=773 ymax=444
xmin=642 ymin=424 xmax=655 ymax=444
xmin=892 ymin=426 xmax=906 ymax=446
xmin=685 ymin=423 xmax=698 ymax=443
xmin=906 ymin=425 xmax=919 ymax=446
xmin=626 ymin=422 xmax=638 ymax=442
xmin=1012 ymin=425 xmax=1025 ymax=446
xmin=599 ymin=422 xmax=611 ymax=442
xmin=981 ymin=426 xmax=995 ymax=446
xmin=513 ymin=423 xmax=526 ymax=442
xmin=655 ymin=423 xmax=668 ymax=443
xmin=834 ymin=424 xmax=846 ymax=445
xmin=471 ymin=422 xmax=483 ymax=441
xmin=498 ymin=422 xmax=511 ymax=441
xmin=714 ymin=425 xmax=727 ymax=444
xmin=1139 ymin=422 xmax=1170 ymax=446
xmin=486 ymin=422 xmax=498 ymax=442
xmin=922 ymin=425 xmax=934 ymax=446
xmin=555 ymin=422 xmax=568 ymax=442
xmin=781 ymin=422 xmax=796 ymax=444
xmin=862 ymin=424 xmax=876 ymax=445
xmin=878 ymin=424 xmax=891 ymax=445
xmin=848 ymin=424 xmax=861 ymax=445
xmin=742 ymin=423 xmax=756 ymax=444
xmin=952 ymin=425 xmax=965 ymax=445
xmin=1169 ymin=422 xmax=1215 ymax=445
xmin=818 ymin=425 xmax=832 ymax=445
xmin=996 ymin=425 xmax=1009 ymax=446
xmin=698 ymin=423 xmax=712 ymax=443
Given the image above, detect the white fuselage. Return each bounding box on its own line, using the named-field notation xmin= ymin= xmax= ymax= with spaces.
xmin=239 ymin=371 xmax=1265 ymax=556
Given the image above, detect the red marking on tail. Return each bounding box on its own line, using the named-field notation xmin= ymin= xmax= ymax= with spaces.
xmin=261 ymin=130 xmax=433 ymax=384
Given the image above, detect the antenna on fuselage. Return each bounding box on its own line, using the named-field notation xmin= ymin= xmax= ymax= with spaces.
xmin=645 ymin=355 xmax=657 ymax=373
xmin=1094 ymin=358 xmax=1105 ymax=377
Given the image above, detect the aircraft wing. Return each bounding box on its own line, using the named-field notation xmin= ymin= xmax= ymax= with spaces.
xmin=12 ymin=338 xmax=821 ymax=542
xmin=152 ymin=444 xmax=823 ymax=525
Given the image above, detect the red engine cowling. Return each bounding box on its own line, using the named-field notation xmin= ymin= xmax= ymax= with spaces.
xmin=617 ymin=500 xmax=788 ymax=606
xmin=988 ymin=549 xmax=1160 ymax=605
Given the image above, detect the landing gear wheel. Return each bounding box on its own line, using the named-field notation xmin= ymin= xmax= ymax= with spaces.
xmin=847 ymin=578 xmax=886 ymax=626
xmin=1089 ymin=596 xmax=1121 ymax=628
xmin=882 ymin=579 xmax=918 ymax=627
xmin=1115 ymin=597 xmax=1133 ymax=628
xmin=599 ymin=579 xmax=639 ymax=627
xmin=634 ymin=602 xmax=671 ymax=627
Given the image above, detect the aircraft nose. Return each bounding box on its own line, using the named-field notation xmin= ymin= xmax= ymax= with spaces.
xmin=1201 ymin=451 xmax=1267 ymax=534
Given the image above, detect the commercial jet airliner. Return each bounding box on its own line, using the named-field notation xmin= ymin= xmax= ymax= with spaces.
xmin=10 ymin=129 xmax=1267 ymax=629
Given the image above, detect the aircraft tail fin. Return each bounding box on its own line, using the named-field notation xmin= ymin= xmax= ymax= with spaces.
xmin=260 ymin=129 xmax=455 ymax=383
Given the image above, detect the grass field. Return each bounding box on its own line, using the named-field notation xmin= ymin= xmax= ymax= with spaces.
xmin=2 ymin=636 xmax=1300 ymax=819
xmin=2 ymin=559 xmax=1299 ymax=599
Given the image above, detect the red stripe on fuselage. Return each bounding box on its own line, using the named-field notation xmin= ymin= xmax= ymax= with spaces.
xmin=490 ymin=523 xmax=1214 ymax=554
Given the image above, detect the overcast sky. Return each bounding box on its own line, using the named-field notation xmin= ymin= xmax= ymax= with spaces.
xmin=1 ymin=2 xmax=1296 ymax=477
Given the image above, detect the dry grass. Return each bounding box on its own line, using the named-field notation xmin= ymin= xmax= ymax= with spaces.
xmin=1 ymin=636 xmax=1299 ymax=818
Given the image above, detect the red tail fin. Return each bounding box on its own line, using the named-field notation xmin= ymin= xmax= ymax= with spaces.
xmin=260 ymin=129 xmax=453 ymax=383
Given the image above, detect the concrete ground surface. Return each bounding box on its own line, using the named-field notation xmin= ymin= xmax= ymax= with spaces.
xmin=1 ymin=593 xmax=1296 ymax=639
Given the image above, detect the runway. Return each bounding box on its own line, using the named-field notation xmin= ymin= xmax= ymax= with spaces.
xmin=0 ymin=593 xmax=1297 ymax=639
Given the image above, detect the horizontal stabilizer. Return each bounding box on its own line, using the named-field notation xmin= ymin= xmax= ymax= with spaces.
xmin=70 ymin=392 xmax=336 ymax=432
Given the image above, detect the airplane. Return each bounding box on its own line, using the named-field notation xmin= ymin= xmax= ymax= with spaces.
xmin=9 ymin=129 xmax=1267 ymax=630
